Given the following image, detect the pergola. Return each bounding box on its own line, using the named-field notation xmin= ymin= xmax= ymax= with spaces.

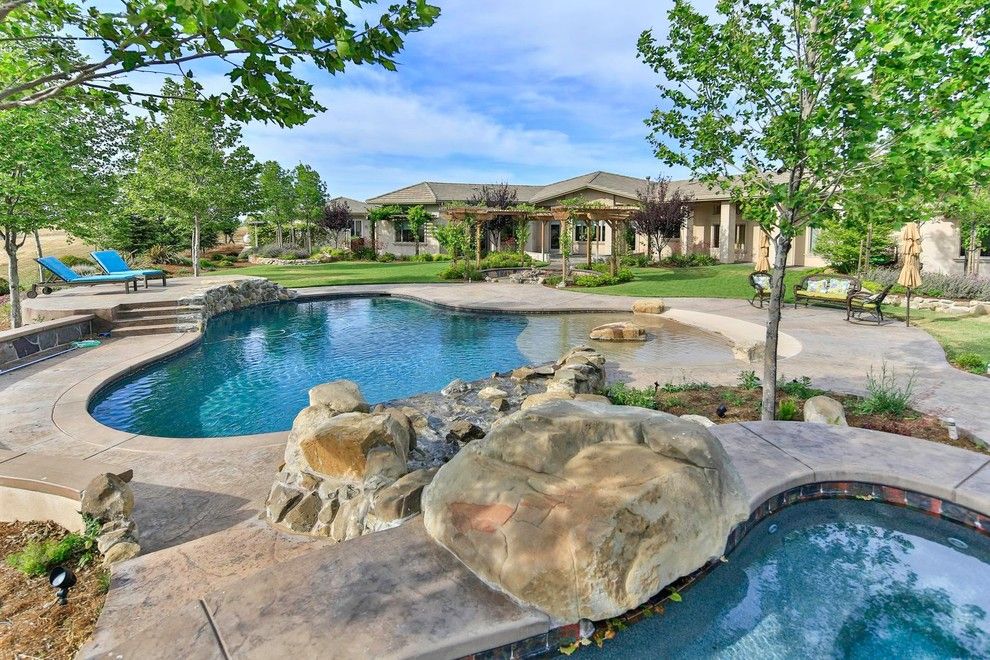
xmin=442 ymin=205 xmax=640 ymax=276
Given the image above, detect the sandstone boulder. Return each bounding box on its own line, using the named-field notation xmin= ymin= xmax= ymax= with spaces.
xmin=307 ymin=380 xmax=369 ymax=413
xmin=589 ymin=321 xmax=647 ymax=342
xmin=521 ymin=390 xmax=574 ymax=410
xmin=446 ymin=420 xmax=485 ymax=444
xmin=803 ymin=395 xmax=847 ymax=426
xmin=371 ymin=468 xmax=439 ymax=524
xmin=732 ymin=340 xmax=765 ymax=363
xmin=81 ymin=473 xmax=134 ymax=522
xmin=422 ymin=400 xmax=748 ymax=622
xmin=631 ymin=299 xmax=666 ymax=315
xmin=478 ymin=386 xmax=509 ymax=401
xmin=556 ymin=346 xmax=606 ymax=369
xmin=680 ymin=414 xmax=716 ymax=428
xmin=285 ymin=411 xmax=412 ymax=480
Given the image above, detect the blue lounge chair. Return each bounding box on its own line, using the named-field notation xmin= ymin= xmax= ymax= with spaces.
xmin=29 ymin=256 xmax=137 ymax=298
xmin=90 ymin=250 xmax=167 ymax=289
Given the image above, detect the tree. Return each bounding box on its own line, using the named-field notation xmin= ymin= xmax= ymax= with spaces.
xmin=631 ymin=177 xmax=694 ymax=263
xmin=257 ymin=162 xmax=294 ymax=247
xmin=469 ymin=183 xmax=517 ymax=251
xmin=945 ymin=188 xmax=990 ymax=277
xmin=405 ymin=205 xmax=430 ymax=256
xmin=367 ymin=204 xmax=400 ymax=257
xmin=638 ymin=0 xmax=990 ymax=420
xmin=434 ymin=215 xmax=470 ymax=261
xmin=0 ymin=0 xmax=439 ymax=125
xmin=124 ymin=78 xmax=256 ymax=277
xmin=319 ymin=199 xmax=352 ymax=248
xmin=0 ymin=97 xmax=124 ymax=327
xmin=293 ymin=164 xmax=326 ymax=254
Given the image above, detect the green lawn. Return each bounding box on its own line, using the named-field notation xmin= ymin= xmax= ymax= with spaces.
xmin=218 ymin=260 xmax=449 ymax=288
xmin=571 ymin=263 xmax=810 ymax=301
xmin=883 ymin=306 xmax=990 ymax=372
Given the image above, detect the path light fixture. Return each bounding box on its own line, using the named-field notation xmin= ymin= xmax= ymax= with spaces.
xmin=49 ymin=566 xmax=77 ymax=605
xmin=716 ymin=403 xmax=728 ymax=418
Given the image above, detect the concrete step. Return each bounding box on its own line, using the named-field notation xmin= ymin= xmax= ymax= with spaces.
xmin=113 ymin=316 xmax=179 ymax=329
xmin=111 ymin=323 xmax=186 ymax=337
xmin=117 ymin=299 xmax=180 ymax=310
xmin=116 ymin=306 xmax=186 ymax=320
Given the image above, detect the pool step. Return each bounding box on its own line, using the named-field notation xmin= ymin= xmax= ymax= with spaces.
xmin=116 ymin=305 xmax=186 ymax=320
xmin=112 ymin=302 xmax=202 ymax=336
xmin=112 ymin=323 xmax=188 ymax=338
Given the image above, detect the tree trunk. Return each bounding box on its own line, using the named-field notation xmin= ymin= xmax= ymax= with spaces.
xmin=305 ymin=225 xmax=312 ymax=254
xmin=646 ymin=233 xmax=653 ymax=263
xmin=33 ymin=229 xmax=43 ymax=281
xmin=966 ymin=224 xmax=980 ymax=276
xmin=475 ymin=220 xmax=482 ymax=269
xmin=275 ymin=223 xmax=283 ymax=248
xmin=414 ymin=233 xmax=420 ymax=256
xmin=760 ymin=234 xmax=792 ymax=421
xmin=191 ymin=216 xmax=201 ymax=278
xmin=4 ymin=230 xmax=23 ymax=328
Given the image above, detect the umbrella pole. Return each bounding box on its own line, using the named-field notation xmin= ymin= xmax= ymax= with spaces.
xmin=906 ymin=288 xmax=911 ymax=327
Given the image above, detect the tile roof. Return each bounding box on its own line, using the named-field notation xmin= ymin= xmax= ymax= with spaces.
xmin=329 ymin=196 xmax=369 ymax=214
xmin=367 ymin=182 xmax=545 ymax=205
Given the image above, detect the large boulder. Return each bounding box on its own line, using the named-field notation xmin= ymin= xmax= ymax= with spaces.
xmin=307 ymin=380 xmax=369 ymax=413
xmin=422 ymin=400 xmax=748 ymax=623
xmin=803 ymin=395 xmax=847 ymax=426
xmin=631 ymin=299 xmax=666 ymax=315
xmin=589 ymin=321 xmax=647 ymax=342
xmin=285 ymin=411 xmax=412 ymax=480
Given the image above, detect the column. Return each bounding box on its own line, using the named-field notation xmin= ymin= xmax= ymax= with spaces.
xmin=718 ymin=201 xmax=736 ymax=263
xmin=682 ymin=207 xmax=695 ymax=255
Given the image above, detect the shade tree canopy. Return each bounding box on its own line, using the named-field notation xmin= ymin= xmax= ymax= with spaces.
xmin=631 ymin=177 xmax=693 ymax=262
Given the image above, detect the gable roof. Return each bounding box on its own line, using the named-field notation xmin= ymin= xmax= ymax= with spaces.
xmin=329 ymin=196 xmax=369 ymax=215
xmin=527 ymin=171 xmax=650 ymax=204
xmin=367 ymin=181 xmax=545 ymax=205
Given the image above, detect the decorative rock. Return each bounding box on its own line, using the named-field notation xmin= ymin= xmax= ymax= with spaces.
xmin=285 ymin=411 xmax=412 ymax=480
xmin=442 ymin=379 xmax=470 ymax=396
xmin=102 ymin=541 xmax=141 ymax=564
xmin=446 ymin=420 xmax=485 ymax=444
xmin=81 ymin=473 xmax=134 ymax=522
xmin=490 ymin=398 xmax=509 ymax=412
xmin=266 ymin=483 xmax=302 ymax=522
xmin=478 ymin=386 xmax=509 ymax=401
xmin=510 ymin=366 xmax=536 ymax=381
xmin=281 ymin=492 xmax=323 ymax=533
xmin=803 ymin=395 xmax=847 ymax=426
xmin=521 ymin=391 xmax=574 ymax=409
xmin=631 ymin=299 xmax=666 ymax=315
xmin=680 ymin=414 xmax=716 ymax=428
xmin=363 ymin=446 xmax=408 ymax=485
xmin=574 ymin=393 xmax=611 ymax=404
xmin=422 ymin=400 xmax=748 ymax=623
xmin=96 ymin=520 xmax=136 ymax=554
xmin=732 ymin=340 xmax=765 ymax=364
xmin=548 ymin=363 xmax=605 ymax=396
xmin=371 ymin=468 xmax=439 ymax=523
xmin=308 ymin=380 xmax=369 ymax=413
xmin=589 ymin=321 xmax=647 ymax=342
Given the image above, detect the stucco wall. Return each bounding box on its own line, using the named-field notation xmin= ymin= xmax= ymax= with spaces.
xmin=921 ymin=219 xmax=964 ymax=276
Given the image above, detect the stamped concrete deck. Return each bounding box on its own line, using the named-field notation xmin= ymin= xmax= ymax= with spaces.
xmin=83 ymin=421 xmax=990 ymax=659
xmin=3 ymin=280 xmax=989 ymax=658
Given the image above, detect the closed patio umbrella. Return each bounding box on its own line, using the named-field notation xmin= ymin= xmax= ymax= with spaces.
xmin=897 ymin=222 xmax=923 ymax=326
xmin=755 ymin=230 xmax=771 ymax=272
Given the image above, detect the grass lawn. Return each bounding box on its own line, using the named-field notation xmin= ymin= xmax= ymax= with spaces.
xmin=217 ymin=260 xmax=449 ymax=288
xmin=883 ymin=306 xmax=990 ymax=373
xmin=570 ymin=263 xmax=810 ymax=301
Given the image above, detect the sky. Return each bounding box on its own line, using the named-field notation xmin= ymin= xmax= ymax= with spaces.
xmin=234 ymin=0 xmax=697 ymax=201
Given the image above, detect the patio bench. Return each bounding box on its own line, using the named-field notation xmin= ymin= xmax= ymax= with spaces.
xmin=793 ymin=274 xmax=860 ymax=310
xmin=846 ymin=284 xmax=895 ymax=324
xmin=0 ymin=449 xmax=133 ymax=533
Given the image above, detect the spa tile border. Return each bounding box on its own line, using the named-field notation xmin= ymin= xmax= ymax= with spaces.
xmin=473 ymin=480 xmax=990 ymax=660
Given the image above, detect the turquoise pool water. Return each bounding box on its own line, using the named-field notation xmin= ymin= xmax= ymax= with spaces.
xmin=89 ymin=297 xmax=731 ymax=437
xmin=586 ymin=499 xmax=990 ymax=658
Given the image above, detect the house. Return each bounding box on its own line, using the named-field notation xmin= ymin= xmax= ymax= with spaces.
xmin=357 ymin=171 xmax=981 ymax=274
xmin=361 ymin=171 xmax=826 ymax=268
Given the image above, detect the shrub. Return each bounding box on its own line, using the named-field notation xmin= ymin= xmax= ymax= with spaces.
xmin=59 ymin=254 xmax=93 ymax=267
xmin=778 ymin=376 xmax=823 ymax=399
xmin=377 ymin=252 xmax=397 ymax=262
xmin=606 ymin=383 xmax=657 ymax=409
xmin=856 ymin=363 xmax=916 ymax=417
xmin=238 ymin=247 xmax=254 ymax=260
xmin=659 ymin=253 xmax=719 ymax=268
xmin=661 ymin=380 xmax=712 ymax=392
xmin=0 ymin=278 xmax=8 ymax=296
xmin=573 ymin=268 xmax=635 ymax=287
xmin=620 ymin=253 xmax=649 ymax=267
xmin=479 ymin=251 xmax=534 ymax=269
xmin=5 ymin=518 xmax=99 ymax=576
xmin=862 ymin=267 xmax=990 ymax=301
xmin=953 ymin=353 xmax=988 ymax=374
xmin=777 ymin=398 xmax=800 ymax=421
xmin=314 ymin=246 xmax=352 ymax=263
xmin=146 ymin=244 xmax=181 ymax=265
xmin=71 ymin=264 xmax=100 ymax=276
xmin=439 ymin=261 xmax=484 ymax=281
xmin=255 ymin=244 xmax=310 ymax=260
xmin=543 ymin=274 xmax=562 ymax=287
xmin=738 ymin=370 xmax=761 ymax=390
xmin=412 ymin=253 xmax=434 ymax=262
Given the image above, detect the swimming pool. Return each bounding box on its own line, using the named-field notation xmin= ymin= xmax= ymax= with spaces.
xmin=586 ymin=498 xmax=990 ymax=658
xmin=89 ymin=296 xmax=731 ymax=437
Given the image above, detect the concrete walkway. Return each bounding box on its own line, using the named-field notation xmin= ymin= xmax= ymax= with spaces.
xmin=84 ymin=421 xmax=990 ymax=659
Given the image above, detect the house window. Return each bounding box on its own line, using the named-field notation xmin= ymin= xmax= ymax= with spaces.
xmin=735 ymin=224 xmax=746 ymax=245
xmin=395 ymin=223 xmax=425 ymax=243
xmin=712 ymin=224 xmax=721 ymax=249
xmin=350 ymin=220 xmax=362 ymax=237
xmin=575 ymin=223 xmax=606 ymax=242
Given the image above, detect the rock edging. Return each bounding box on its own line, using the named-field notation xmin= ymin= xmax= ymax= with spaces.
xmin=175 ymin=278 xmax=295 ymax=332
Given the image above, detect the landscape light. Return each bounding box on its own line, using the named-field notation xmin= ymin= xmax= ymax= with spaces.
xmin=716 ymin=403 xmax=728 ymax=418
xmin=49 ymin=566 xmax=77 ymax=606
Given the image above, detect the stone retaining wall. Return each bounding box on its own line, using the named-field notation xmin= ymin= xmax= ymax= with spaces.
xmin=0 ymin=314 xmax=95 ymax=371
xmin=887 ymin=294 xmax=990 ymax=315
xmin=175 ymin=278 xmax=295 ymax=332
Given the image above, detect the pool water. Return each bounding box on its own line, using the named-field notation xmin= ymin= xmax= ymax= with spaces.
xmin=586 ymin=499 xmax=990 ymax=659
xmin=89 ymin=297 xmax=730 ymax=437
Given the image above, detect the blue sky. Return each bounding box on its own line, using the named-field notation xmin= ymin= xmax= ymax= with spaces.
xmin=235 ymin=0 xmax=699 ymax=200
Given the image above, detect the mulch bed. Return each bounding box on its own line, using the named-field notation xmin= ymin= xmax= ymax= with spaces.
xmin=654 ymin=385 xmax=988 ymax=456
xmin=0 ymin=521 xmax=108 ymax=660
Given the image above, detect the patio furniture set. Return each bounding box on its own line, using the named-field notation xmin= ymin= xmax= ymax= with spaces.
xmin=27 ymin=250 xmax=167 ymax=298
xmin=749 ymin=271 xmax=894 ymax=324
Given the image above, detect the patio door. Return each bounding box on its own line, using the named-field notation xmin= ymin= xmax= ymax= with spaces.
xmin=550 ymin=223 xmax=561 ymax=250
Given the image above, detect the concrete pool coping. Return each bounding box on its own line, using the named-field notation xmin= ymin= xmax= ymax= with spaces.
xmin=50 ymin=284 xmax=798 ymax=453
xmin=87 ymin=421 xmax=990 ymax=659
